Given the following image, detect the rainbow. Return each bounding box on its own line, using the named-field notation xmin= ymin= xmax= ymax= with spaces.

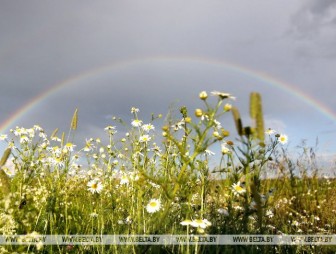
xmin=0 ymin=55 xmax=335 ymax=134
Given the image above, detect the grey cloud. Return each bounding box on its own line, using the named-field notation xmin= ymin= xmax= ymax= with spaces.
xmin=0 ymin=0 xmax=336 ymax=155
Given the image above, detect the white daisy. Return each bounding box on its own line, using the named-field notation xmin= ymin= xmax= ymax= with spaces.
xmin=131 ymin=119 xmax=143 ymax=127
xmin=64 ymin=142 xmax=76 ymax=152
xmin=278 ymin=134 xmax=288 ymax=144
xmin=217 ymin=208 xmax=229 ymax=216
xmin=87 ymin=179 xmax=104 ymax=194
xmin=190 ymin=219 xmax=212 ymax=229
xmin=139 ymin=135 xmax=151 ymax=143
xmin=265 ymin=128 xmax=276 ymax=135
xmin=146 ymin=199 xmax=161 ymax=213
xmin=131 ymin=107 xmax=139 ymax=113
xmin=142 ymin=123 xmax=155 ymax=132
xmin=231 ymin=181 xmax=246 ymax=196
xmin=180 ymin=219 xmax=192 ymax=226
xmin=0 ymin=134 xmax=8 ymax=141
xmin=211 ymin=91 xmax=236 ymax=100
xmin=221 ymin=143 xmax=231 ymax=154
xmin=204 ymin=149 xmax=215 ymax=156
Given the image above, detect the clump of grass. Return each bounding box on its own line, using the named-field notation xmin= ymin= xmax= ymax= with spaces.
xmin=0 ymin=91 xmax=335 ymax=254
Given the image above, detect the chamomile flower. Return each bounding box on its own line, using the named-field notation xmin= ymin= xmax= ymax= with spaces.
xmin=204 ymin=149 xmax=215 ymax=156
xmin=278 ymin=134 xmax=288 ymax=144
xmin=142 ymin=123 xmax=155 ymax=132
xmin=131 ymin=107 xmax=139 ymax=113
xmin=20 ymin=135 xmax=29 ymax=143
xmin=217 ymin=208 xmax=229 ymax=216
xmin=104 ymin=125 xmax=116 ymax=131
xmin=87 ymin=179 xmax=104 ymax=194
xmin=221 ymin=143 xmax=231 ymax=154
xmin=120 ymin=174 xmax=129 ymax=185
xmin=146 ymin=199 xmax=161 ymax=213
xmin=0 ymin=134 xmax=8 ymax=141
xmin=180 ymin=219 xmax=192 ymax=226
xmin=64 ymin=142 xmax=76 ymax=152
xmin=139 ymin=135 xmax=151 ymax=143
xmin=211 ymin=91 xmax=236 ymax=100
xmin=190 ymin=219 xmax=212 ymax=229
xmin=231 ymin=181 xmax=246 ymax=196
xmin=265 ymin=128 xmax=276 ymax=135
xmin=131 ymin=119 xmax=143 ymax=127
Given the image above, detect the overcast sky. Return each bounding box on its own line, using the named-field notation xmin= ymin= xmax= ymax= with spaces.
xmin=1 ymin=0 xmax=336 ymax=160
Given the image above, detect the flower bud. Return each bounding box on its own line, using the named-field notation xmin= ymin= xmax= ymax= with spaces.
xmin=185 ymin=117 xmax=192 ymax=123
xmin=221 ymin=129 xmax=230 ymax=137
xmin=224 ymin=103 xmax=232 ymax=111
xmin=199 ymin=91 xmax=208 ymax=100
xmin=195 ymin=109 xmax=203 ymax=117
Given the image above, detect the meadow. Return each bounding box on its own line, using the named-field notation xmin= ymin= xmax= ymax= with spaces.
xmin=0 ymin=91 xmax=335 ymax=254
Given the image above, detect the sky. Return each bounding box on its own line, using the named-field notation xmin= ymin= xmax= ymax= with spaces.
xmin=1 ymin=0 xmax=336 ymax=164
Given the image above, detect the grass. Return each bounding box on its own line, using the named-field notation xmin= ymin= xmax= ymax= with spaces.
xmin=0 ymin=91 xmax=335 ymax=253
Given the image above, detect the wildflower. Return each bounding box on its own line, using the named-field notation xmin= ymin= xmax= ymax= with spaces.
xmin=87 ymin=179 xmax=104 ymax=194
xmin=139 ymin=135 xmax=151 ymax=143
xmin=211 ymin=91 xmax=236 ymax=100
xmin=231 ymin=181 xmax=246 ymax=196
xmin=20 ymin=135 xmax=29 ymax=143
xmin=201 ymin=114 xmax=209 ymax=121
xmin=131 ymin=119 xmax=143 ymax=127
xmin=142 ymin=123 xmax=155 ymax=132
xmin=265 ymin=128 xmax=276 ymax=135
xmin=224 ymin=103 xmax=232 ymax=111
xmin=0 ymin=134 xmax=7 ymax=141
xmin=199 ymin=91 xmax=208 ymax=100
xmin=292 ymin=220 xmax=299 ymax=227
xmin=190 ymin=219 xmax=212 ymax=229
xmin=221 ymin=143 xmax=231 ymax=154
xmin=214 ymin=119 xmax=222 ymax=128
xmin=131 ymin=107 xmax=139 ymax=113
xmin=217 ymin=208 xmax=229 ymax=216
xmin=146 ymin=199 xmax=161 ymax=213
xmin=278 ymin=134 xmax=288 ymax=144
xmin=120 ymin=175 xmax=129 ymax=185
xmin=204 ymin=149 xmax=215 ymax=156
xmin=2 ymin=159 xmax=16 ymax=177
xmin=50 ymin=157 xmax=65 ymax=168
xmin=27 ymin=128 xmax=35 ymax=138
xmin=51 ymin=136 xmax=62 ymax=142
xmin=90 ymin=211 xmax=98 ymax=218
xmin=266 ymin=210 xmax=274 ymax=218
xmin=13 ymin=127 xmax=27 ymax=136
xmin=64 ymin=142 xmax=75 ymax=152
xmin=104 ymin=125 xmax=116 ymax=131
xmin=180 ymin=219 xmax=192 ymax=226
xmin=171 ymin=120 xmax=185 ymax=131
xmin=249 ymin=201 xmax=257 ymax=210
xmin=33 ymin=125 xmax=43 ymax=131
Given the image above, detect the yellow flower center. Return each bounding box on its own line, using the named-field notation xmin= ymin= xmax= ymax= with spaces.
xmin=235 ymin=185 xmax=244 ymax=192
xmin=149 ymin=201 xmax=157 ymax=207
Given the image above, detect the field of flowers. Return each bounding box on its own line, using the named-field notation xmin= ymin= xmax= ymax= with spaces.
xmin=0 ymin=91 xmax=335 ymax=253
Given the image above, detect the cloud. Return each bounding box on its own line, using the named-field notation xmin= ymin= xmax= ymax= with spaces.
xmin=289 ymin=0 xmax=336 ymax=58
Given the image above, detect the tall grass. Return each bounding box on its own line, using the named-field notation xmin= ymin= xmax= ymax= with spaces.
xmin=0 ymin=91 xmax=335 ymax=253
